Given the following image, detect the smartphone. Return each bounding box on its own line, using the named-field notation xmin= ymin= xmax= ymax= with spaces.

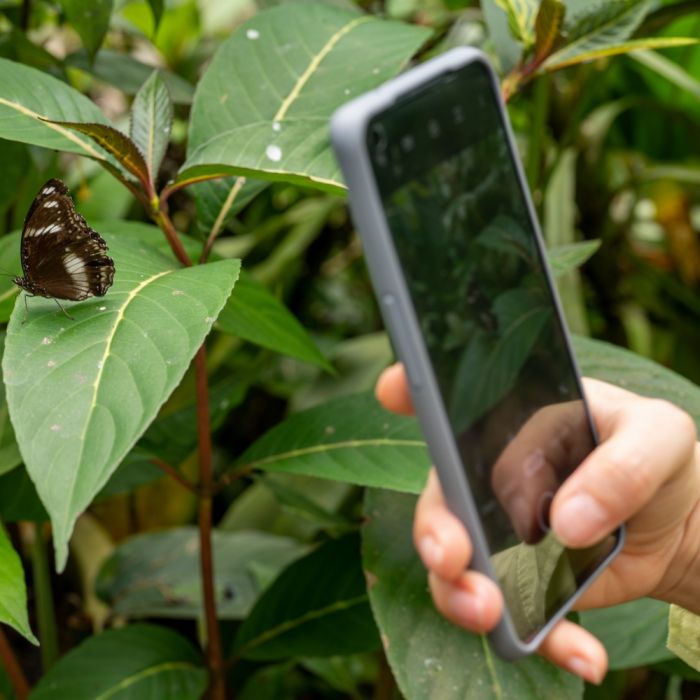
xmin=330 ymin=47 xmax=624 ymax=659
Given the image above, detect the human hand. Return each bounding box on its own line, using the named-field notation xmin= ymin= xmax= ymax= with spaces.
xmin=376 ymin=363 xmax=700 ymax=684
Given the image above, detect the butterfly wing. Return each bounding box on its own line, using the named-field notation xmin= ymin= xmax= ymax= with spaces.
xmin=20 ymin=179 xmax=115 ymax=301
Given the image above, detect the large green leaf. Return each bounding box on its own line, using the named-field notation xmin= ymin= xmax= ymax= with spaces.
xmin=230 ymin=392 xmax=429 ymax=493
xmin=96 ymin=528 xmax=306 ymax=620
xmin=630 ymin=48 xmax=700 ymax=101
xmin=579 ymin=599 xmax=673 ymax=669
xmin=3 ymin=231 xmax=240 ymax=570
xmin=216 ymin=270 xmax=330 ymax=370
xmin=0 ymin=334 xmax=20 ymax=477
xmin=362 ymin=489 xmax=583 ymax=699
xmin=492 ymin=0 xmax=538 ymax=48
xmin=186 ymin=2 xmax=430 ymax=232
xmin=58 ymin=0 xmax=114 ymax=59
xmin=547 ymin=240 xmax=601 ymax=277
xmin=28 ymin=624 xmax=207 ymax=699
xmin=0 ymin=468 xmax=48 ymax=522
xmin=235 ymin=533 xmax=379 ymax=660
xmin=0 ymin=57 xmax=111 ymax=160
xmin=0 ymin=522 xmax=37 ymax=645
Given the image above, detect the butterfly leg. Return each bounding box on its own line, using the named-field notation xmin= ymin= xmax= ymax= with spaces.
xmin=52 ymin=299 xmax=74 ymax=321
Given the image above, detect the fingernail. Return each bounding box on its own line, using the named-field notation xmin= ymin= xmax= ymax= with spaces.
xmin=418 ymin=535 xmax=443 ymax=569
xmin=448 ymin=588 xmax=485 ymax=628
xmin=554 ymin=492 xmax=607 ymax=546
xmin=567 ymin=655 xmax=602 ymax=685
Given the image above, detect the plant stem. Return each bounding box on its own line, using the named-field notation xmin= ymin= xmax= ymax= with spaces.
xmin=200 ymin=176 xmax=247 ymax=264
xmin=525 ymin=75 xmax=550 ymax=192
xmin=152 ymin=204 xmax=192 ymax=267
xmin=19 ymin=0 xmax=30 ymax=30
xmin=194 ymin=346 xmax=226 ymax=700
xmin=29 ymin=523 xmax=59 ymax=672
xmin=0 ymin=628 xmax=29 ymax=699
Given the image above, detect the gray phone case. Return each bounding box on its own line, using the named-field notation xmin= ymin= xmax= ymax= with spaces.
xmin=330 ymin=47 xmax=623 ymax=660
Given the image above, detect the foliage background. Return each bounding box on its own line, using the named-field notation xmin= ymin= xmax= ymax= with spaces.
xmin=0 ymin=0 xmax=698 ymax=698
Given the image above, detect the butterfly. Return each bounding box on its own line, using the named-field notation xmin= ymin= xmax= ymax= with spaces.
xmin=14 ymin=179 xmax=115 ymax=318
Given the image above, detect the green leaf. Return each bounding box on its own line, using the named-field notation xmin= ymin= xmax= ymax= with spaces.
xmin=96 ymin=528 xmax=306 ymax=620
xmin=629 ymin=48 xmax=700 ymax=101
xmin=0 ymin=57 xmax=111 ymax=160
xmin=0 ymin=522 xmax=37 ymax=645
xmin=543 ymin=0 xmax=653 ymax=71
xmin=216 ymin=270 xmax=331 ymax=370
xmin=0 ymin=334 xmax=20 ymax=478
xmin=146 ymin=0 xmax=164 ymax=29
xmin=492 ymin=0 xmax=538 ymax=48
xmin=534 ymin=0 xmax=565 ymax=61
xmin=362 ymin=489 xmax=583 ymax=699
xmin=543 ymin=36 xmax=697 ymax=71
xmin=547 ymin=240 xmax=601 ymax=276
xmin=231 ymin=392 xmax=429 ymax=493
xmin=45 ymin=120 xmax=150 ymax=190
xmin=579 ymin=599 xmax=673 ymax=669
xmin=186 ymin=2 xmax=430 ymax=232
xmin=58 ymin=0 xmax=114 ymax=59
xmin=235 ymin=533 xmax=379 ymax=660
xmin=130 ymin=71 xmax=173 ymax=187
xmin=0 ymin=468 xmax=48 ymax=523
xmin=65 ymin=50 xmax=194 ymax=105
xmin=572 ymin=336 xmax=700 ymax=430
xmin=3 ymin=232 xmax=240 ymax=570
xmin=29 ymin=624 xmax=207 ymax=699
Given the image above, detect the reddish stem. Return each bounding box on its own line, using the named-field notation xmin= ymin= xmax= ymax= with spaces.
xmin=195 ymin=347 xmax=226 ymax=700
xmin=152 ymin=203 xmax=192 ymax=268
xmin=150 ymin=458 xmax=197 ymax=493
xmin=0 ymin=628 xmax=29 ymax=699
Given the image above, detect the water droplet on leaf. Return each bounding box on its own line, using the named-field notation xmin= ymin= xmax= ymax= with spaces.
xmin=246 ymin=28 xmax=259 ymax=40
xmin=265 ymin=144 xmax=282 ymax=162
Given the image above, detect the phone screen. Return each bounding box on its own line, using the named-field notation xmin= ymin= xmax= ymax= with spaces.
xmin=368 ymin=61 xmax=618 ymax=641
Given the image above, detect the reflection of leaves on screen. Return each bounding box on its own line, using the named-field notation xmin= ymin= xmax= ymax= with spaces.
xmin=475 ymin=214 xmax=536 ymax=268
xmin=449 ymin=289 xmax=552 ymax=433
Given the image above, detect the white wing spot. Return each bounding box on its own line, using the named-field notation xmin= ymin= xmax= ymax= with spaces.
xmin=43 ymin=200 xmax=59 ymax=209
xmin=62 ymin=252 xmax=88 ymax=287
xmin=42 ymin=186 xmax=55 ymax=195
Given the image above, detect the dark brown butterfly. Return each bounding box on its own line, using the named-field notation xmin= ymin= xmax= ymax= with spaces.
xmin=14 ymin=179 xmax=115 ymax=318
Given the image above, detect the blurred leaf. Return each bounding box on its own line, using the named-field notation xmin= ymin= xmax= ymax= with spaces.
xmin=544 ymin=37 xmax=697 ymax=71
xmin=547 ymin=241 xmax=601 ymax=276
xmin=629 ymin=48 xmax=700 ymax=100
xmin=187 ymin=2 xmax=430 ymax=233
xmin=362 ymin=489 xmax=583 ymax=699
xmin=3 ymin=232 xmax=240 ymax=570
xmin=130 ymin=71 xmax=173 ymax=187
xmin=29 ymin=624 xmax=207 ymax=699
xmin=0 ymin=523 xmax=37 ymax=645
xmin=0 ymin=139 xmax=30 ymax=217
xmin=534 ymin=0 xmax=565 ymax=61
xmin=65 ymin=50 xmax=194 ymax=104
xmin=0 ymin=468 xmax=48 ymax=522
xmin=146 ymin=0 xmax=164 ymax=28
xmin=0 ymin=57 xmax=111 ymax=160
xmin=97 ymin=527 xmax=306 ymax=620
xmin=46 ymin=120 xmax=149 ymax=189
xmin=493 ymin=0 xmax=537 ymax=48
xmin=572 ymin=336 xmax=700 ymax=429
xmin=579 ymin=599 xmax=673 ymax=669
xmin=58 ymin=0 xmax=114 ymax=59
xmin=235 ymin=533 xmax=379 ymax=660
xmin=217 ymin=270 xmax=331 ymax=370
xmin=231 ymin=392 xmax=429 ymax=493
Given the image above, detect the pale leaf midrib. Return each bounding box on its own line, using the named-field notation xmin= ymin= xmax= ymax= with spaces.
xmin=0 ymin=96 xmax=105 ymax=160
xmin=240 ymin=437 xmax=426 ymax=471
xmin=94 ymin=660 xmax=201 ymax=700
xmin=239 ymin=593 xmax=368 ymax=656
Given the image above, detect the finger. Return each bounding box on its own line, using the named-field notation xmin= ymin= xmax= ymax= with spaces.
xmin=428 ymin=569 xmax=503 ymax=634
xmin=414 ymin=470 xmax=473 ymax=580
xmin=537 ymin=619 xmax=607 ymax=685
xmin=552 ymin=387 xmax=696 ymax=548
xmin=375 ymin=363 xmax=414 ymax=415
